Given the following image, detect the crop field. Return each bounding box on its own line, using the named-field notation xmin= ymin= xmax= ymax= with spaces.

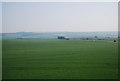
xmin=2 ymin=39 xmax=118 ymax=79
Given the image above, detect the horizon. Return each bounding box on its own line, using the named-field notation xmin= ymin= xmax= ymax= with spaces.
xmin=1 ymin=31 xmax=118 ymax=33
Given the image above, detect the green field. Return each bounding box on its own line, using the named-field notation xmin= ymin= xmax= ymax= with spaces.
xmin=2 ymin=39 xmax=118 ymax=79
xmin=0 ymin=39 xmax=2 ymax=80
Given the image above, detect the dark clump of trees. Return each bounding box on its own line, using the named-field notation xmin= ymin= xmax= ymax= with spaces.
xmin=17 ymin=38 xmax=23 ymax=39
xmin=98 ymin=39 xmax=104 ymax=40
xmin=86 ymin=38 xmax=89 ymax=40
xmin=114 ymin=40 xmax=117 ymax=42
xmin=58 ymin=36 xmax=66 ymax=39
xmin=95 ymin=36 xmax=98 ymax=38
xmin=66 ymin=38 xmax=69 ymax=40
xmin=58 ymin=36 xmax=70 ymax=40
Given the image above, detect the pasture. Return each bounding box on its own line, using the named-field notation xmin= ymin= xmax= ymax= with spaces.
xmin=2 ymin=39 xmax=118 ymax=79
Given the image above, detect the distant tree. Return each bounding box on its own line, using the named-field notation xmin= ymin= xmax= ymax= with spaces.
xmin=17 ymin=38 xmax=22 ymax=39
xmin=118 ymin=35 xmax=120 ymax=38
xmin=114 ymin=40 xmax=117 ymax=42
xmin=58 ymin=36 xmax=65 ymax=39
xmin=86 ymin=38 xmax=89 ymax=40
xmin=98 ymin=39 xmax=101 ymax=40
xmin=66 ymin=38 xmax=69 ymax=40
xmin=95 ymin=36 xmax=98 ymax=38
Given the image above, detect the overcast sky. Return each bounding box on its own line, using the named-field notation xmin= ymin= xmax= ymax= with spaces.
xmin=2 ymin=2 xmax=118 ymax=33
xmin=0 ymin=2 xmax=2 ymax=33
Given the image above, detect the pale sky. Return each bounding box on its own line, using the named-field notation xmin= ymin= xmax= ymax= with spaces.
xmin=0 ymin=2 xmax=2 ymax=33
xmin=2 ymin=2 xmax=118 ymax=33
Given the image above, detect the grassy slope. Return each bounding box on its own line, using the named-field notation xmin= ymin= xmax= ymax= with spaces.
xmin=2 ymin=39 xmax=118 ymax=79
xmin=0 ymin=39 xmax=2 ymax=80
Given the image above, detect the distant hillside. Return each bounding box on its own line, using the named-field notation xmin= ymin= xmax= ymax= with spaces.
xmin=1 ymin=31 xmax=118 ymax=39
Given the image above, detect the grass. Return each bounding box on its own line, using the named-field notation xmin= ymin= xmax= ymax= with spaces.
xmin=2 ymin=39 xmax=118 ymax=79
xmin=0 ymin=39 xmax=2 ymax=80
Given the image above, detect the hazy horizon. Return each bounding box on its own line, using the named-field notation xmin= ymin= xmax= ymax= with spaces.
xmin=2 ymin=2 xmax=118 ymax=33
xmin=0 ymin=31 xmax=118 ymax=33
